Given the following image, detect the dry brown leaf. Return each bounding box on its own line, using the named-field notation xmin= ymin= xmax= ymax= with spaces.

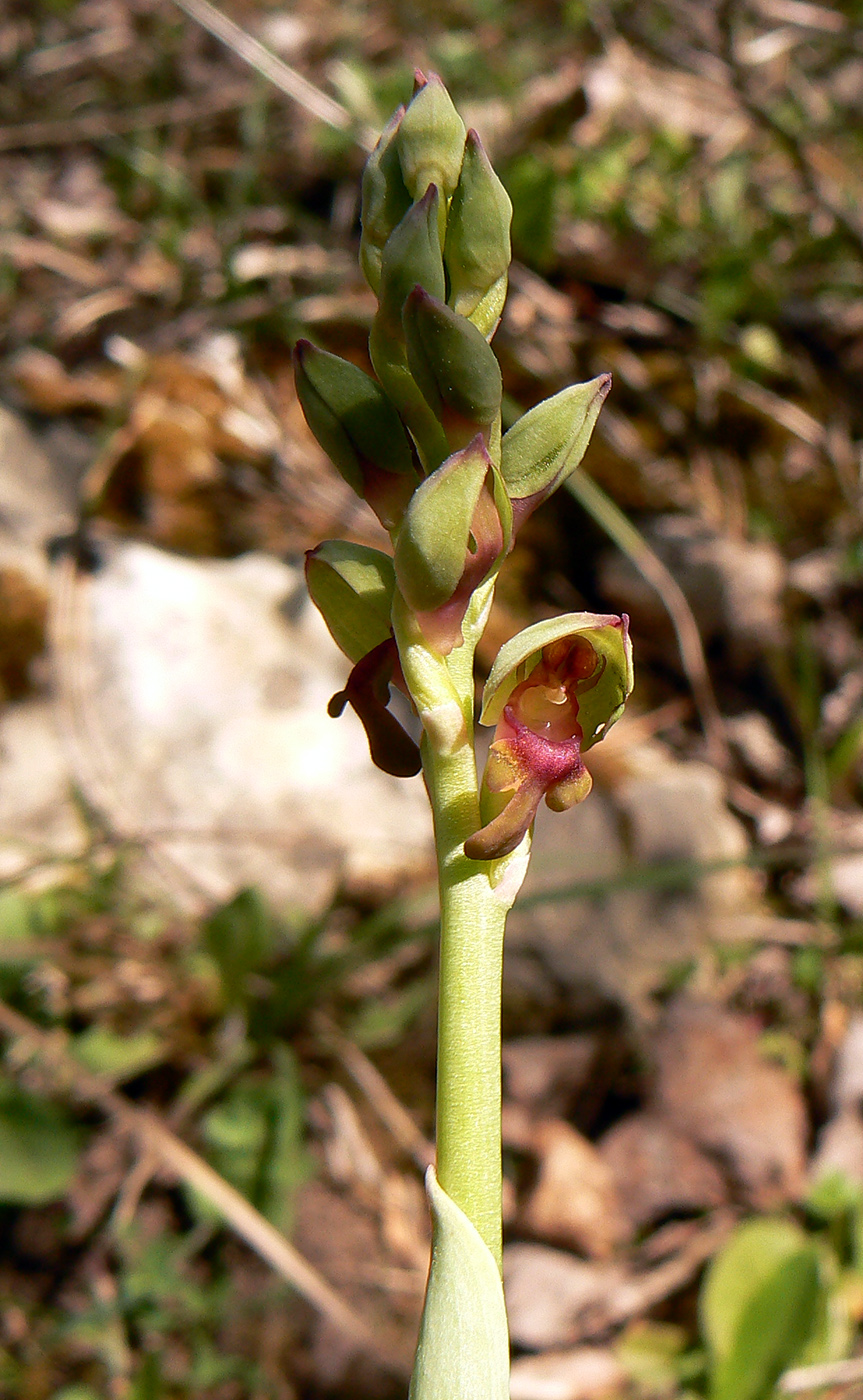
xmin=502 ymin=1035 xmax=598 ymax=1118
xmin=653 ymin=998 xmax=807 ymax=1207
xmin=520 ymin=1119 xmax=631 ymax=1258
xmin=598 ymin=1111 xmax=728 ymax=1233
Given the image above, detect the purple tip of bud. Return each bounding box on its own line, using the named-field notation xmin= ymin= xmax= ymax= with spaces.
xmin=412 ymin=69 xmax=428 ymax=94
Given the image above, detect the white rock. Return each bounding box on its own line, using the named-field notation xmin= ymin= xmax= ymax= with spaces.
xmin=509 ymin=1346 xmax=626 ymax=1400
xmin=832 ymin=1016 xmax=863 ymax=1110
xmin=0 ymin=700 xmax=87 ymax=880
xmin=809 ymin=1108 xmax=863 ymax=1187
xmin=55 ymin=540 xmax=432 ymax=911
xmin=504 ymin=1243 xmax=625 ymax=1351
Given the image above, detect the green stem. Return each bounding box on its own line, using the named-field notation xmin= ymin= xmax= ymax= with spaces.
xmin=423 ymin=734 xmax=506 ymax=1269
xmin=392 ymin=588 xmax=506 ymax=1268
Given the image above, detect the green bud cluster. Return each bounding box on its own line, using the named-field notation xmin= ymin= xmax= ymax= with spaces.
xmin=296 ymin=73 xmax=629 ymax=842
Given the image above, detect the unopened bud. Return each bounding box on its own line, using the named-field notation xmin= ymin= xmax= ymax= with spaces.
xmin=403 ymin=287 xmax=502 ymax=449
xmin=375 ymin=185 xmax=446 ymax=340
xmin=501 ymin=375 xmax=611 ymax=530
xmin=394 ymin=436 xmax=511 ymax=652
xmin=294 ymin=341 xmax=418 ymax=529
xmin=397 ymin=72 xmax=466 ymax=203
xmin=369 ymin=187 xmax=451 ymax=468
xmin=444 ymin=130 xmax=512 ymax=336
xmin=305 ymin=540 xmax=395 ymax=663
xmin=360 ymin=106 xmax=412 ymax=294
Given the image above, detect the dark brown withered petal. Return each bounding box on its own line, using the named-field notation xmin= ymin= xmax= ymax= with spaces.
xmin=328 ymin=638 xmax=421 ymax=778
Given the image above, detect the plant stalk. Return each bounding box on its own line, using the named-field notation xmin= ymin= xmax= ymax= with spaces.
xmin=421 ymin=679 xmax=506 ymax=1270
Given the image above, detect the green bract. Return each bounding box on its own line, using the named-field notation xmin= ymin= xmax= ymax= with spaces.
xmin=444 ymin=130 xmax=512 ymax=336
xmin=374 ymin=185 xmax=446 ymax=340
xmin=501 ymin=375 xmax=611 ymax=521
xmin=397 ymin=73 xmax=467 ymax=205
xmin=305 ymin=541 xmax=395 ymax=664
xmin=403 ymin=288 xmax=502 ymax=448
xmin=409 ymin=1170 xmax=510 ymax=1400
xmin=702 ymin=1219 xmax=823 ymax=1400
xmin=359 ymin=106 xmax=412 ymax=294
xmin=480 ymin=612 xmax=633 ymax=750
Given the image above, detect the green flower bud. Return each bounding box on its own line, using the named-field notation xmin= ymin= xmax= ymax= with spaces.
xmin=375 ymin=185 xmax=446 ymax=340
xmin=465 ymin=613 xmax=633 ymax=860
xmin=394 ymin=436 xmax=512 ymax=653
xmin=501 ymin=375 xmax=611 ymax=530
xmin=402 ymin=287 xmax=502 ymax=450
xmin=360 ymin=106 xmax=412 ymax=295
xmin=396 ymin=72 xmax=467 ymax=204
xmin=369 ymin=187 xmax=452 ymax=469
xmin=444 ymin=130 xmax=512 ymax=335
xmin=305 ymin=540 xmax=395 ymax=664
xmin=293 ymin=341 xmax=418 ymax=530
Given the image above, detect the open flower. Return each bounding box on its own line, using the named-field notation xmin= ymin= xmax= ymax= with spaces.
xmin=465 ymin=614 xmax=632 ymax=860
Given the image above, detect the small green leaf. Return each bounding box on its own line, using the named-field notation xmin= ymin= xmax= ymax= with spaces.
xmin=203 ymin=888 xmax=275 ymax=1005
xmin=701 ymin=1218 xmax=822 ymax=1400
xmin=0 ymin=1084 xmax=82 ymax=1205
xmin=72 ymin=1026 xmax=165 ymax=1082
xmin=197 ymin=1051 xmax=311 ymax=1233
xmin=409 ymin=1169 xmax=509 ymax=1400
xmin=0 ymin=890 xmax=34 ymax=943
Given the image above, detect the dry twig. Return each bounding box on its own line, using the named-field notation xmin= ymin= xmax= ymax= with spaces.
xmin=167 ymin=0 xmax=376 ymax=150
xmin=316 ymin=1015 xmax=435 ymax=1173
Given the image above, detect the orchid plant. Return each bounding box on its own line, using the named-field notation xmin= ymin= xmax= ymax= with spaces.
xmin=296 ymin=73 xmax=633 ymax=1400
